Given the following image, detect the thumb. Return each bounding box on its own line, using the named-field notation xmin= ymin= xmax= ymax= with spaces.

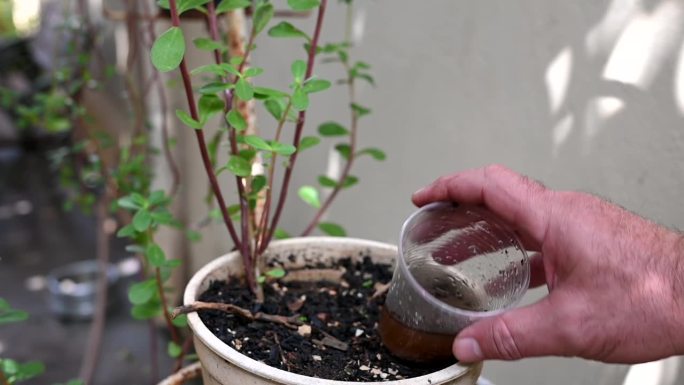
xmin=453 ymin=297 xmax=568 ymax=362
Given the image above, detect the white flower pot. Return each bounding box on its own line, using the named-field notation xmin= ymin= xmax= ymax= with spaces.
xmin=185 ymin=237 xmax=483 ymax=385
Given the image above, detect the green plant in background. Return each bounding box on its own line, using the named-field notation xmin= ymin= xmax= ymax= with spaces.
xmin=0 ymin=298 xmax=82 ymax=385
xmin=155 ymin=0 xmax=384 ymax=297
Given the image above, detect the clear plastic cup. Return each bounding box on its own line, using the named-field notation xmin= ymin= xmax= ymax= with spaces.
xmin=379 ymin=202 xmax=530 ymax=363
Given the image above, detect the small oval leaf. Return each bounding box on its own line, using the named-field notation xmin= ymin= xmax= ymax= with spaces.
xmin=151 ymin=27 xmax=185 ymax=73
xmin=298 ymin=185 xmax=320 ymax=208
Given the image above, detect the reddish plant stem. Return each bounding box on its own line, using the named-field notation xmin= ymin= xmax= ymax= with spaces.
xmin=155 ymin=267 xmax=181 ymax=345
xmin=206 ymin=2 xmax=256 ymax=292
xmin=0 ymin=368 xmax=10 ymax=385
xmin=260 ymin=0 xmax=328 ymax=253
xmin=168 ymin=0 xmax=242 ymax=252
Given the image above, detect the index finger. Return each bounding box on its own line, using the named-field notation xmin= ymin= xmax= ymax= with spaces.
xmin=412 ymin=164 xmax=553 ymax=247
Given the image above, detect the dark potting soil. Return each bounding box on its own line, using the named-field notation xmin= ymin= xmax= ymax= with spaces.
xmin=197 ymin=256 xmax=454 ymax=381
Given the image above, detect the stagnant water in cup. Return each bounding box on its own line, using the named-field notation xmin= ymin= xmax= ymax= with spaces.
xmin=378 ymin=306 xmax=457 ymax=363
xmin=379 ymin=236 xmax=526 ymax=363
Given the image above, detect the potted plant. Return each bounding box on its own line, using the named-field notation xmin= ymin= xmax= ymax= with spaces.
xmin=148 ymin=0 xmax=482 ymax=384
xmin=1 ymin=0 xmax=483 ymax=383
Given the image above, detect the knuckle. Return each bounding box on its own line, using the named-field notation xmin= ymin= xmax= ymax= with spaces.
xmin=489 ymin=316 xmax=524 ymax=360
xmin=485 ymin=163 xmax=509 ymax=176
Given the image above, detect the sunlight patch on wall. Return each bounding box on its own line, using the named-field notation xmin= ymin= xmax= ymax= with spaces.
xmin=602 ymin=1 xmax=684 ymax=89
xmin=551 ymin=114 xmax=574 ymax=157
xmin=584 ymin=97 xmax=624 ymax=140
xmin=585 ymin=0 xmax=641 ymax=56
xmin=674 ymin=41 xmax=684 ymax=115
xmin=352 ymin=8 xmax=366 ymax=45
xmin=545 ymin=47 xmax=573 ymax=114
xmin=623 ymin=357 xmax=681 ymax=385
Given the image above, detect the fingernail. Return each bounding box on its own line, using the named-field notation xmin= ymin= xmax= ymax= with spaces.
xmin=453 ymin=338 xmax=483 ymax=362
xmin=413 ymin=187 xmax=427 ymax=197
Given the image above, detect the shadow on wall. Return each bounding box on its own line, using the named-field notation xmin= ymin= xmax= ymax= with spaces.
xmin=545 ymin=0 xmax=684 ymax=160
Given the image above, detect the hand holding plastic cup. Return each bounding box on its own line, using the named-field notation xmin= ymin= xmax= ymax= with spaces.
xmin=379 ymin=202 xmax=530 ymax=363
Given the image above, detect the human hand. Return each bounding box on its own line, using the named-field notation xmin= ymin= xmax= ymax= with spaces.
xmin=412 ymin=165 xmax=684 ymax=364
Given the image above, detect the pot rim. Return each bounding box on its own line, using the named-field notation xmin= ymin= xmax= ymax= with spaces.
xmin=185 ymin=236 xmax=478 ymax=385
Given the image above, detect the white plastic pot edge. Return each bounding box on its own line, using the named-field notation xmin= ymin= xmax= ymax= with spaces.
xmin=184 ymin=236 xmax=482 ymax=385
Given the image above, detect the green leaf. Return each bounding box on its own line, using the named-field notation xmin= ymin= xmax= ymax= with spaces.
xmin=265 ymin=267 xmax=286 ymax=278
xmin=133 ymin=210 xmax=152 ymax=232
xmin=172 ymin=313 xmax=188 ymax=327
xmin=193 ymin=37 xmax=227 ymax=52
xmin=335 ymin=143 xmax=351 ymax=160
xmin=1 ymin=359 xmax=18 ymax=374
xmin=116 ymin=224 xmax=137 ymax=238
xmin=355 ymin=73 xmax=375 ymax=86
xmin=14 ymin=361 xmax=45 ymax=381
xmin=299 ymin=136 xmax=320 ymax=150
xmin=254 ymin=87 xmax=289 ymax=99
xmin=342 ymin=175 xmax=359 ymax=188
xmin=147 ymin=244 xmax=166 ymax=267
xmin=198 ymin=94 xmax=225 ymax=121
xmin=168 ymin=341 xmax=182 ymax=358
xmin=131 ymin=301 xmax=162 ymax=320
xmin=178 ymin=0 xmax=210 ymax=15
xmin=298 ymin=186 xmax=320 ymax=208
xmin=291 ymin=87 xmax=309 ymax=111
xmin=270 ymin=141 xmax=296 ymax=156
xmin=226 ymin=110 xmax=247 ymax=131
xmin=303 ymin=79 xmax=331 ymax=94
xmin=235 ymin=78 xmax=254 ymax=101
xmin=318 ymin=222 xmax=346 ymax=236
xmin=175 ymin=110 xmax=202 ymax=130
xmin=151 ymin=27 xmax=185 ymax=73
xmin=191 ymin=64 xmax=227 ymax=76
xmin=264 ymin=98 xmax=286 ymax=120
xmin=251 ymin=175 xmax=267 ymax=193
xmin=257 ymin=275 xmax=266 ymax=284
xmin=148 ymin=190 xmax=167 ymax=206
xmin=0 ymin=310 xmax=29 ymax=325
xmin=199 ymin=82 xmax=234 ymax=95
xmin=220 ymin=63 xmax=241 ymax=77
xmin=253 ymin=3 xmax=274 ymax=35
xmin=128 ymin=280 xmax=157 ymax=305
xmin=291 ymin=60 xmax=307 ymax=83
xmin=287 ymin=0 xmax=320 ymax=11
xmin=351 ymin=103 xmax=371 ymax=117
xmin=244 ymin=135 xmax=272 ymax=151
xmin=318 ymin=175 xmax=337 ymax=188
xmin=226 ymin=156 xmax=251 ymax=177
xmin=318 ymin=122 xmax=348 ymax=136
xmin=274 ymin=228 xmax=291 ymax=239
xmin=216 ymin=0 xmax=251 ymax=13
xmin=243 ymin=67 xmax=264 ymax=78
xmin=117 ymin=196 xmax=141 ymax=210
xmin=362 ymin=279 xmax=374 ymax=288
xmin=268 ymin=21 xmax=310 ymax=40
xmin=358 ymin=147 xmax=386 ymax=160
